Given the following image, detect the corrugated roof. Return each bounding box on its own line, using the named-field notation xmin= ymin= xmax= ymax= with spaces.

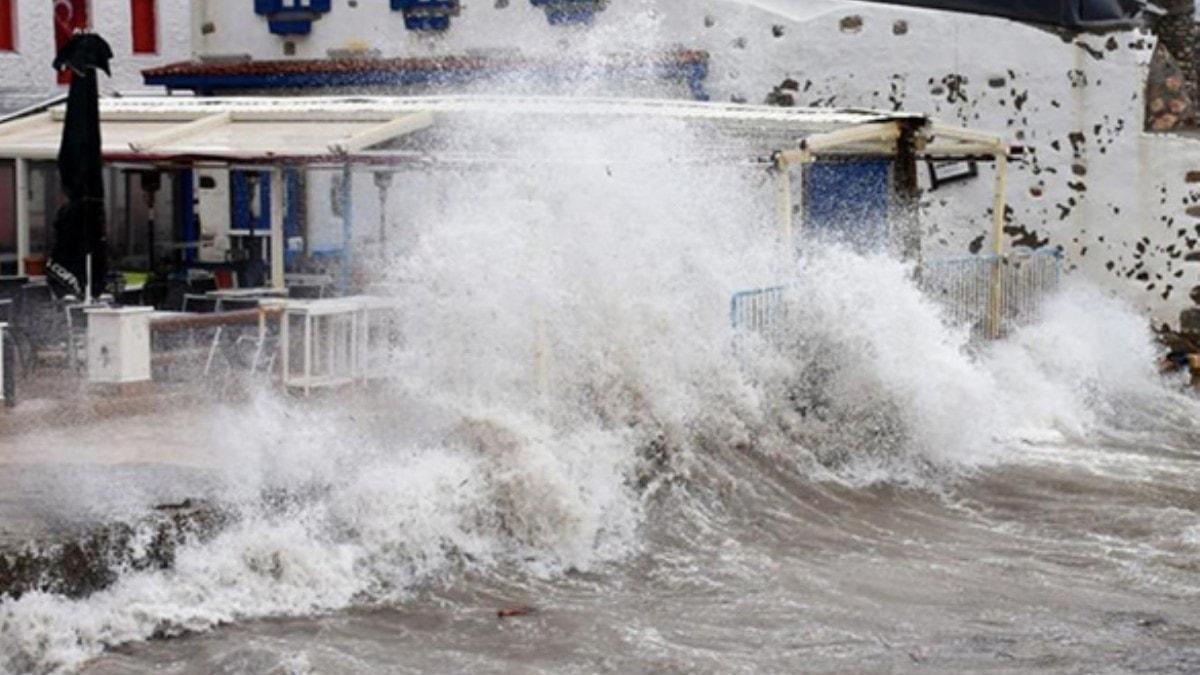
xmin=141 ymin=50 xmax=712 ymax=97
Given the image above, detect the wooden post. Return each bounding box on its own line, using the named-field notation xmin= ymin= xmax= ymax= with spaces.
xmin=775 ymin=154 xmax=794 ymax=256
xmin=891 ymin=120 xmax=921 ymax=263
xmin=988 ymin=151 xmax=1010 ymax=339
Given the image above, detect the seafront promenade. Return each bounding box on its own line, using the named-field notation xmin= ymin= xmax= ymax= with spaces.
xmin=0 ymin=404 xmax=224 ymax=601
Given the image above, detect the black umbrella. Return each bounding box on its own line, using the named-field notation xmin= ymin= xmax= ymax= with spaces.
xmin=47 ymin=31 xmax=112 ymax=300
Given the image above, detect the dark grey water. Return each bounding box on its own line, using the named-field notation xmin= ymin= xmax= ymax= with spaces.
xmin=73 ymin=426 xmax=1200 ymax=675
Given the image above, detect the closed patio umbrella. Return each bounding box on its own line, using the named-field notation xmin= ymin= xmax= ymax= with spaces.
xmin=47 ymin=32 xmax=112 ymax=300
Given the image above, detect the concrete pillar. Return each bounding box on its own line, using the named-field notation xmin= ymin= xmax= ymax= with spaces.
xmin=15 ymin=158 xmax=29 ymax=276
xmin=86 ymin=307 xmax=154 ymax=385
xmin=270 ymin=166 xmax=285 ymax=291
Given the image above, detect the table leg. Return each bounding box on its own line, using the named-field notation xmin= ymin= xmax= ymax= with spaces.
xmin=281 ymin=310 xmax=290 ymax=387
xmin=304 ymin=313 xmax=313 ymax=397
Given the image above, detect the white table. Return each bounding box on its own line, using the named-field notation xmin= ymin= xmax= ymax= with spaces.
xmin=280 ymin=298 xmax=363 ymax=396
xmin=276 ymin=296 xmax=404 ymax=395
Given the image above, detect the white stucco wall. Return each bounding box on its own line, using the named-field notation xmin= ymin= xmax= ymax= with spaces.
xmin=190 ymin=1 xmax=1200 ymax=325
xmin=0 ymin=1 xmax=192 ymax=113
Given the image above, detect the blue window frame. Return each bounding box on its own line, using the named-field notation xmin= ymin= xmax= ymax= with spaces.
xmin=254 ymin=0 xmax=333 ymax=35
xmin=390 ymin=0 xmax=459 ymax=31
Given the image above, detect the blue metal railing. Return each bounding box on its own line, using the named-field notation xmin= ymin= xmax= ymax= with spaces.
xmin=730 ymin=284 xmax=788 ymax=333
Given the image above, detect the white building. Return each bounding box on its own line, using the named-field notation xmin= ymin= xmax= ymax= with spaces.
xmin=1 ymin=0 xmax=1198 ymax=326
xmin=152 ymin=0 xmax=1200 ymax=324
xmin=0 ymin=0 xmax=192 ymax=114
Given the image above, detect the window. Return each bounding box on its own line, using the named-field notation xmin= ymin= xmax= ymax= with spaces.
xmin=54 ymin=0 xmax=90 ymax=84
xmin=0 ymin=0 xmax=14 ymax=51
xmin=130 ymin=0 xmax=156 ymax=54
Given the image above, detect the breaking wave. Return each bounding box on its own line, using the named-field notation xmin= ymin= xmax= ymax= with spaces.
xmin=3 ymin=112 xmax=1196 ymax=675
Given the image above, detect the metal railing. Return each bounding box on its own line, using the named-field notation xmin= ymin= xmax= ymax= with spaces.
xmin=919 ymin=249 xmax=1062 ymax=338
xmin=730 ymin=249 xmax=1062 ymax=340
xmin=730 ymin=284 xmax=788 ymax=334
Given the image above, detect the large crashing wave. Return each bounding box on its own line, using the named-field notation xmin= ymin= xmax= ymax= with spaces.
xmin=2 ymin=114 xmax=1193 ymax=675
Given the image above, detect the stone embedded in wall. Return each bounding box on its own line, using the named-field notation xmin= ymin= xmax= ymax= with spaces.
xmin=1145 ymin=43 xmax=1197 ymax=131
xmin=1153 ymin=0 xmax=1197 ymax=92
xmin=839 ymin=16 xmax=863 ymax=34
xmin=765 ymin=77 xmax=801 ymax=106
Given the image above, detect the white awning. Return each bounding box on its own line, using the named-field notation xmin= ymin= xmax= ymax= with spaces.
xmin=0 ymin=100 xmax=436 ymax=161
xmin=0 ymin=95 xmax=934 ymax=163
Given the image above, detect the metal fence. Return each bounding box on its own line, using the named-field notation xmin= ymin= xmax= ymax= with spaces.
xmin=730 ymin=249 xmax=1062 ymax=340
xmin=919 ymin=249 xmax=1062 ymax=338
xmin=730 ymin=284 xmax=788 ymax=334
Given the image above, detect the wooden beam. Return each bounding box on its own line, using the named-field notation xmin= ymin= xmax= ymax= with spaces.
xmin=54 ymin=108 xmax=206 ymax=122
xmin=799 ymin=122 xmax=902 ymax=155
xmin=129 ymin=112 xmax=232 ymax=153
xmin=0 ymin=112 xmax=53 ymax=139
xmin=328 ymin=112 xmax=434 ymax=155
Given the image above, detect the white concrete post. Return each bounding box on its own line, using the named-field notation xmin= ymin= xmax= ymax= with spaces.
xmin=86 ymin=307 xmax=154 ymax=384
xmin=15 ymin=158 xmax=29 ymax=276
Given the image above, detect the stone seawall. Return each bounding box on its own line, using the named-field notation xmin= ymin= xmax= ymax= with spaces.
xmin=0 ymin=500 xmax=228 ymax=601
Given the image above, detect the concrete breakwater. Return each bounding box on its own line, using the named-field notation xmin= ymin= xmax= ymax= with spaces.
xmin=0 ymin=405 xmax=244 ymax=605
xmin=0 ymin=500 xmax=226 ymax=601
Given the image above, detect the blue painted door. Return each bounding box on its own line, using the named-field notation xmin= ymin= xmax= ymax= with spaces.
xmin=230 ymin=170 xmax=271 ymax=235
xmin=803 ymin=159 xmax=891 ymax=251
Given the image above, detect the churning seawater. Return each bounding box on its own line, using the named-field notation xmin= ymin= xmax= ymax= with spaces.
xmin=4 ymin=107 xmax=1200 ymax=675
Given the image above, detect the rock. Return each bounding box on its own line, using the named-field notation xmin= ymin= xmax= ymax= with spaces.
xmin=839 ymin=15 xmax=863 ymax=33
xmin=0 ymin=501 xmax=227 ymax=601
xmin=1153 ymin=113 xmax=1180 ymax=131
